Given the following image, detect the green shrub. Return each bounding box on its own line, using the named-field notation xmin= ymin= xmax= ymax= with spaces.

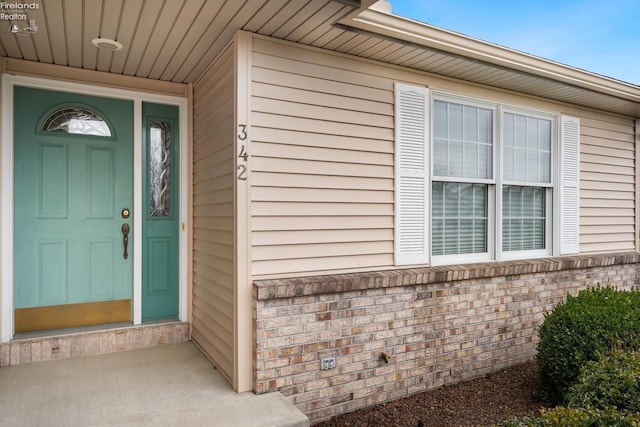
xmin=493 ymin=406 xmax=640 ymax=427
xmin=566 ymin=348 xmax=640 ymax=411
xmin=535 ymin=285 xmax=640 ymax=405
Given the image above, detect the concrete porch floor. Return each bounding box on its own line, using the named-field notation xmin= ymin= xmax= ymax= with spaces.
xmin=0 ymin=342 xmax=309 ymax=427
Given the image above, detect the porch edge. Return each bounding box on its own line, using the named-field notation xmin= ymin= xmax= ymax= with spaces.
xmin=0 ymin=321 xmax=189 ymax=367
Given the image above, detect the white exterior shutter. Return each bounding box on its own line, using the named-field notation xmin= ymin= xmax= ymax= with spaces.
xmin=394 ymin=83 xmax=429 ymax=265
xmin=560 ymin=115 xmax=580 ymax=254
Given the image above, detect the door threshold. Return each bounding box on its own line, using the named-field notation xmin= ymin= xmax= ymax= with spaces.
xmin=2 ymin=321 xmax=189 ymax=367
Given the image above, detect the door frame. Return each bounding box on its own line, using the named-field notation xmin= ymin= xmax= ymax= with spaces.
xmin=1 ymin=74 xmax=189 ymax=341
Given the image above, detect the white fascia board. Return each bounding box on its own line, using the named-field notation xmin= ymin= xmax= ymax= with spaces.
xmin=338 ymin=7 xmax=640 ymax=103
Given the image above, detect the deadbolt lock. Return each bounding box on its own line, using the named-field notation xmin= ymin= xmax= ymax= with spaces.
xmin=121 ymin=208 xmax=130 ymax=219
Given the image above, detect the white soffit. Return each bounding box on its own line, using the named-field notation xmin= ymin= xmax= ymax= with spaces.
xmin=0 ymin=0 xmax=360 ymax=84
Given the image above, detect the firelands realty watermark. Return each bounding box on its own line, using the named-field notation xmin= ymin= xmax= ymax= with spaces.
xmin=1 ymin=2 xmax=39 ymax=21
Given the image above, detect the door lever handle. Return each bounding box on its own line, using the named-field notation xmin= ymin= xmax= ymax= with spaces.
xmin=121 ymin=223 xmax=130 ymax=260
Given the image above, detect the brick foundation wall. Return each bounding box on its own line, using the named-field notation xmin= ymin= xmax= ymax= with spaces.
xmin=253 ymin=253 xmax=640 ymax=422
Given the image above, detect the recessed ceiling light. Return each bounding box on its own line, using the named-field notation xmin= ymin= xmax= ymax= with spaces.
xmin=92 ymin=38 xmax=123 ymax=51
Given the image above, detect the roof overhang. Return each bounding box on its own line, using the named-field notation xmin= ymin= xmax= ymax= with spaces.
xmin=337 ymin=1 xmax=640 ymax=117
xmin=0 ymin=0 xmax=638 ymax=117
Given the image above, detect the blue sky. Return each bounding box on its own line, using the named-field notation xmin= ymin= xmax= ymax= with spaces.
xmin=389 ymin=0 xmax=639 ymax=85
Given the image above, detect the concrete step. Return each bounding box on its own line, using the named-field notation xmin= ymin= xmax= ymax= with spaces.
xmin=0 ymin=342 xmax=308 ymax=427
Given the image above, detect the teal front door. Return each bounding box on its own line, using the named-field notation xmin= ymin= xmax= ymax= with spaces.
xmin=13 ymin=87 xmax=134 ymax=333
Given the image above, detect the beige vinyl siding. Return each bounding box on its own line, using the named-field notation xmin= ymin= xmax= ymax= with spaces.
xmin=579 ymin=114 xmax=637 ymax=253
xmin=250 ymin=36 xmax=396 ymax=277
xmin=191 ymin=45 xmax=235 ymax=383
xmin=248 ymin=35 xmax=638 ymax=278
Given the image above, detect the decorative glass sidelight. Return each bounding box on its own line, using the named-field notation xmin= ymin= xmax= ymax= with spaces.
xmin=149 ymin=121 xmax=171 ymax=217
xmin=43 ymin=107 xmax=112 ymax=137
xmin=142 ymin=102 xmax=179 ymax=321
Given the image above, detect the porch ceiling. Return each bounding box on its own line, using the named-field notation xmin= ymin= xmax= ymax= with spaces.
xmin=1 ymin=0 xmax=639 ymax=117
xmin=0 ymin=0 xmax=361 ymax=84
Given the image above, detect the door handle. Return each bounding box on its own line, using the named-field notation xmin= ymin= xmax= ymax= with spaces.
xmin=121 ymin=223 xmax=130 ymax=260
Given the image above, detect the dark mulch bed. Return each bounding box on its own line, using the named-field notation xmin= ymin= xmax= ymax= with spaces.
xmin=314 ymin=360 xmax=543 ymax=427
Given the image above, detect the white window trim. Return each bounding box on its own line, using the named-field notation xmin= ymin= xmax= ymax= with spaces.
xmin=431 ymin=93 xmax=498 ymax=184
xmin=434 ymin=94 xmax=558 ymax=264
xmin=430 ymin=92 xmax=497 ymax=266
xmin=499 ymin=187 xmax=554 ymax=261
xmin=395 ymin=85 xmax=578 ymax=268
xmin=497 ymin=105 xmax=557 ymax=260
xmin=430 ymin=183 xmax=496 ymax=266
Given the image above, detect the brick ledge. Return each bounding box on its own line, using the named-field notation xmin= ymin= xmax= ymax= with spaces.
xmin=1 ymin=322 xmax=190 ymax=367
xmin=254 ymin=252 xmax=640 ymax=300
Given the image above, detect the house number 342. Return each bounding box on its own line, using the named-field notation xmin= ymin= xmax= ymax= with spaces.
xmin=237 ymin=124 xmax=248 ymax=181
